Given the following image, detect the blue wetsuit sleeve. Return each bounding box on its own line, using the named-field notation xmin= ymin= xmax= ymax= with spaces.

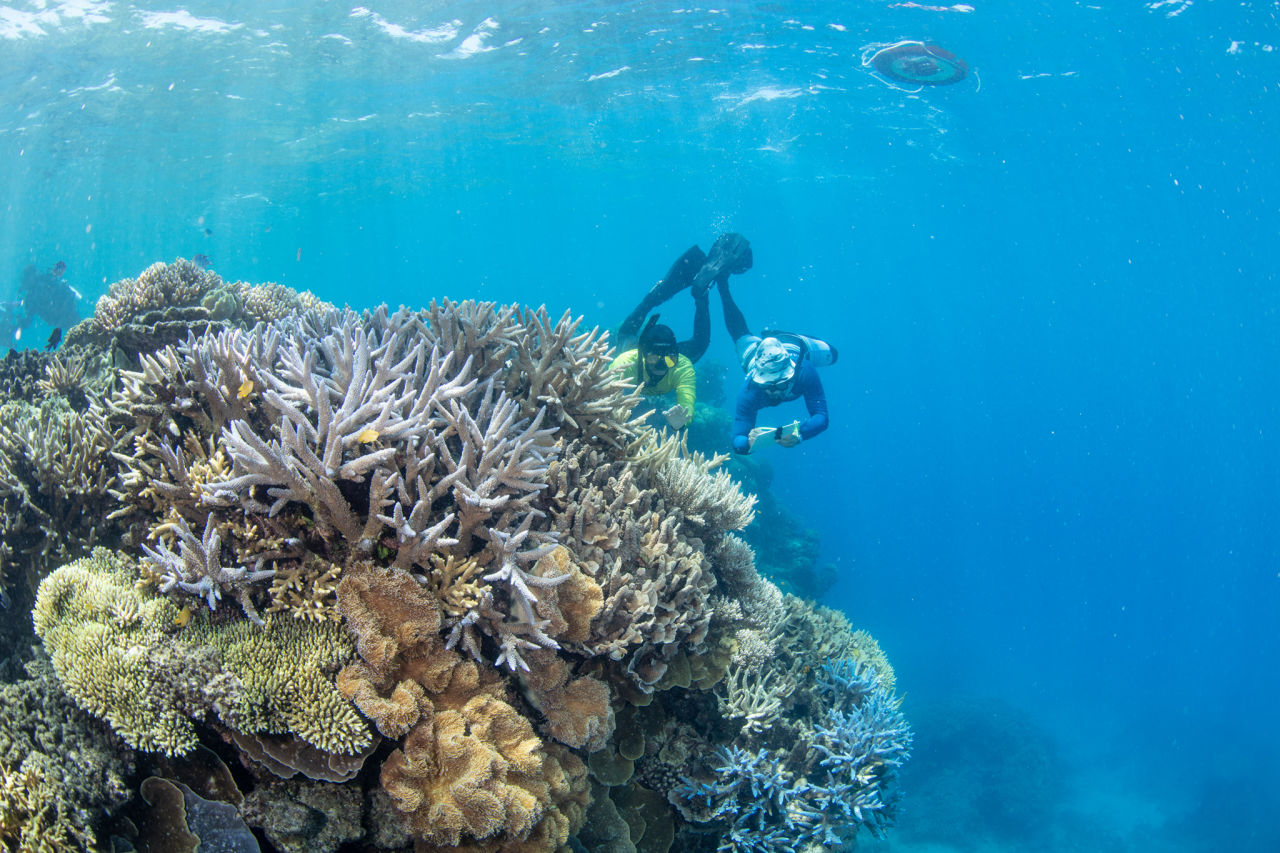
xmin=797 ymin=364 xmax=829 ymax=440
xmin=731 ymin=382 xmax=761 ymax=454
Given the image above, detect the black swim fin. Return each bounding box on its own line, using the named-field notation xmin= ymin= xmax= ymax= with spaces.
xmin=692 ymin=232 xmax=753 ymax=295
xmin=620 ymin=245 xmax=707 ymax=337
xmin=627 ymin=245 xmax=707 ymax=319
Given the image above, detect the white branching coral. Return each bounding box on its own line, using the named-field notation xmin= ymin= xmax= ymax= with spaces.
xmin=714 ymin=534 xmax=787 ymax=634
xmin=718 ymin=665 xmax=792 ymax=735
xmin=652 ymin=456 xmax=757 ymax=531
xmin=141 ymin=515 xmax=275 ymax=624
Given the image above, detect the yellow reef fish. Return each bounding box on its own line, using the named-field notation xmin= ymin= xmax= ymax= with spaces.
xmin=173 ymin=605 xmax=192 ymax=627
xmin=357 ymin=428 xmax=380 ymax=444
xmin=237 ymin=379 xmax=254 ymax=399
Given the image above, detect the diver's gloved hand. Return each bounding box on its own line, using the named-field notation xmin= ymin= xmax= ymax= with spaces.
xmin=692 ymin=232 xmax=753 ymax=296
xmin=663 ymin=404 xmax=690 ymax=430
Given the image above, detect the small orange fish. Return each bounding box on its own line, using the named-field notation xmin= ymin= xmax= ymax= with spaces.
xmin=237 ymin=379 xmax=254 ymax=399
xmin=357 ymin=428 xmax=379 ymax=444
xmin=173 ymin=605 xmax=192 ymax=627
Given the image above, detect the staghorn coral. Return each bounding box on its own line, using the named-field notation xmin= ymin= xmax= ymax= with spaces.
xmin=504 ymin=305 xmax=642 ymax=449
xmin=35 ymin=355 xmax=89 ymax=409
xmin=102 ymin=300 xmax=643 ymax=677
xmin=266 ymin=555 xmax=344 ymax=622
xmin=717 ymin=664 xmax=791 ymax=735
xmin=416 ymin=299 xmax=643 ymax=450
xmin=769 ymin=595 xmax=897 ymax=692
xmin=729 ymin=627 xmax=774 ymax=670
xmin=423 ymin=551 xmax=487 ymax=622
xmin=108 ymin=428 xmax=230 ymax=536
xmin=141 ymin=514 xmax=276 ymax=625
xmin=712 ymin=534 xmax=787 ymax=635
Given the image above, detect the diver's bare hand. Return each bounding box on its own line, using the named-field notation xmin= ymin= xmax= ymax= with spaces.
xmin=776 ymin=430 xmax=802 ymax=448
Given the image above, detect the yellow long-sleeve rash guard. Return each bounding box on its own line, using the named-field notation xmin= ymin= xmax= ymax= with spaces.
xmin=609 ymin=349 xmax=696 ymax=415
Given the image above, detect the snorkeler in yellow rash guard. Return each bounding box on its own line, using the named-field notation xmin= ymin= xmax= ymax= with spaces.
xmin=611 ymin=235 xmax=754 ymax=430
xmin=609 ymin=318 xmax=698 ymax=429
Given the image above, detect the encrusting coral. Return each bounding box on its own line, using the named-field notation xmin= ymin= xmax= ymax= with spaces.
xmin=12 ymin=263 xmax=908 ymax=852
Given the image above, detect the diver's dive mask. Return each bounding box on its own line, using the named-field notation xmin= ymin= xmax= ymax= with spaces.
xmin=645 ymin=351 xmax=677 ymax=370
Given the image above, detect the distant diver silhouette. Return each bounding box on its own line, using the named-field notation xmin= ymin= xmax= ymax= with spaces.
xmin=863 ymin=41 xmax=972 ymax=92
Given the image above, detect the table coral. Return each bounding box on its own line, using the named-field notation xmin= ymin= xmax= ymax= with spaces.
xmin=35 ymin=548 xmax=369 ymax=760
xmin=32 ymin=548 xmax=215 ymax=755
xmin=179 ymin=614 xmax=371 ymax=756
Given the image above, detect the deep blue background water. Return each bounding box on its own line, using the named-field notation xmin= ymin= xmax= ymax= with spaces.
xmin=3 ymin=1 xmax=1278 ymax=849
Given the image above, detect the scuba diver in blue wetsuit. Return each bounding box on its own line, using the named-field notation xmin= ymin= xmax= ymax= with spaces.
xmin=710 ymin=242 xmax=838 ymax=454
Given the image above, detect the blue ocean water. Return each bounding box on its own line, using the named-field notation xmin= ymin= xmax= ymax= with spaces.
xmin=2 ymin=1 xmax=1277 ymax=850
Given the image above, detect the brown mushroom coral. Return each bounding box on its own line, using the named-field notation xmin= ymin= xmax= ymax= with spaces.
xmin=520 ymin=648 xmax=615 ymax=752
xmin=381 ymin=694 xmax=575 ymax=849
xmin=334 ymin=565 xmax=478 ymax=738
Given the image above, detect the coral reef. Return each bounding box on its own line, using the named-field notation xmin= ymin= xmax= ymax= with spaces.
xmin=5 ymin=264 xmax=908 ymax=852
xmin=0 ymin=651 xmax=133 ymax=850
xmin=67 ymin=258 xmax=333 ymax=361
xmin=0 ymin=396 xmax=125 ymax=609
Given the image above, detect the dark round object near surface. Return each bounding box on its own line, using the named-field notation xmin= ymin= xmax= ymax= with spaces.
xmin=871 ymin=42 xmax=968 ymax=85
